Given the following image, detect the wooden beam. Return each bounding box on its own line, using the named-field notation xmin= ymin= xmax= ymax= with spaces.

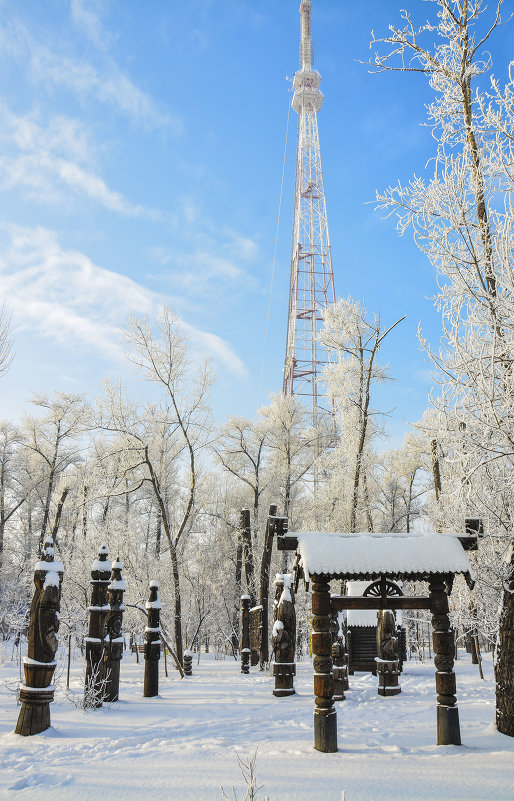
xmin=277 ymin=535 xmax=298 ymax=551
xmin=331 ymin=596 xmax=431 ymax=611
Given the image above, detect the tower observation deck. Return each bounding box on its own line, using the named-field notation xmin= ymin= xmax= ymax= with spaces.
xmin=283 ymin=0 xmax=336 ymax=429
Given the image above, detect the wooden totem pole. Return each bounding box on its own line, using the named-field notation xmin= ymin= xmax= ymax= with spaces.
xmin=311 ymin=574 xmax=337 ymax=752
xmin=16 ymin=535 xmax=64 ymax=736
xmin=84 ymin=545 xmax=111 ymax=707
xmin=240 ymin=594 xmax=251 ymax=674
xmin=331 ymin=602 xmax=348 ymax=701
xmin=271 ymin=573 xmax=296 ymax=697
xmin=183 ymin=650 xmax=193 ymax=676
xmin=375 ymin=610 xmax=401 ymax=696
xmin=144 ymin=580 xmax=161 ymax=697
xmin=429 ymin=576 xmax=461 ymax=745
xmin=105 ymin=556 xmax=126 ymax=702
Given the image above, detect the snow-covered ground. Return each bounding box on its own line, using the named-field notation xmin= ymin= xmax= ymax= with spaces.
xmin=1 ymin=645 xmax=513 ymax=801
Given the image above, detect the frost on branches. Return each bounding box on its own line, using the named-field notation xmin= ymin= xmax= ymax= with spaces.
xmin=370 ymin=0 xmax=514 ymax=734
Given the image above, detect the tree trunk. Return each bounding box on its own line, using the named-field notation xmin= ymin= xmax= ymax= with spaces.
xmin=170 ymin=544 xmax=184 ymax=668
xmin=232 ymin=538 xmax=243 ymax=654
xmin=240 ymin=508 xmax=255 ymax=603
xmin=259 ymin=504 xmax=277 ymax=668
xmin=495 ymin=541 xmax=514 ymax=736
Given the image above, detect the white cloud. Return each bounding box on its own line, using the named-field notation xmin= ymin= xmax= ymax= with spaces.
xmin=0 ymin=103 xmax=162 ymax=217
xmin=0 ymin=225 xmax=247 ymax=377
xmin=70 ymin=0 xmax=114 ymax=51
xmin=149 ymin=227 xmax=259 ymax=296
xmin=0 ymin=18 xmax=182 ymax=133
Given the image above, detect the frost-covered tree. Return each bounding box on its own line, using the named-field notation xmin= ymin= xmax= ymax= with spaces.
xmin=369 ymin=0 xmax=514 ymax=734
xmin=318 ymin=297 xmax=404 ymax=532
xmin=260 ymin=392 xmax=322 ymax=527
xmin=98 ymin=308 xmax=213 ymax=666
xmin=22 ymin=392 xmax=89 ymax=552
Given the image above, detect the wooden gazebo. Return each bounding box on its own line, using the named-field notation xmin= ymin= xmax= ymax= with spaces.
xmin=278 ymin=530 xmax=475 ymax=753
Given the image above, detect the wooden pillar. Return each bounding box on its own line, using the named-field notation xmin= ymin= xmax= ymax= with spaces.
xmin=144 ymin=580 xmax=161 ymax=697
xmin=272 ymin=573 xmax=296 ymax=697
xmin=240 ymin=594 xmax=250 ymax=674
xmin=376 ymin=610 xmax=401 ymax=696
xmin=311 ymin=574 xmax=337 ymax=752
xmin=16 ymin=536 xmax=64 ymax=736
xmin=105 ymin=556 xmax=125 ymax=702
xmin=183 ymin=650 xmax=193 ymax=676
xmin=84 ymin=545 xmax=111 ymax=707
xmin=258 ymin=504 xmax=278 ymax=669
xmin=330 ymin=599 xmax=346 ymax=701
xmin=429 ymin=576 xmax=461 ymax=745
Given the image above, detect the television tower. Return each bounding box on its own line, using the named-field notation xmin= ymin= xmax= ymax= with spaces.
xmin=283 ymin=0 xmax=336 ymax=429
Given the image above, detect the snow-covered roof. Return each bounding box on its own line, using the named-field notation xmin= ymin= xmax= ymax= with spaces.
xmin=288 ymin=532 xmax=473 ymax=584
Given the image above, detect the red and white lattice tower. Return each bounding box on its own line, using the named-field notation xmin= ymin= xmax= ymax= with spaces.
xmin=283 ymin=0 xmax=335 ymax=429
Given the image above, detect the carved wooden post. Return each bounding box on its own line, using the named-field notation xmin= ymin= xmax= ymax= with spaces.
xmin=84 ymin=545 xmax=111 ymax=707
xmin=16 ymin=536 xmax=64 ymax=736
xmin=259 ymin=503 xmax=278 ymax=668
xmin=144 ymin=580 xmax=161 ymax=697
xmin=376 ymin=610 xmax=401 ymax=696
xmin=272 ymin=573 xmax=296 ymax=697
xmin=183 ymin=650 xmax=193 ymax=676
xmin=429 ymin=576 xmax=461 ymax=745
xmin=105 ymin=557 xmax=125 ymax=702
xmin=330 ymin=599 xmax=346 ymax=701
xmin=311 ymin=574 xmax=337 ymax=752
xmin=240 ymin=594 xmax=250 ymax=674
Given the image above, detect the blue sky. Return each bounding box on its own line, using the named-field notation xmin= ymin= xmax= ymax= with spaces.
xmin=0 ymin=0 xmax=511 ymax=443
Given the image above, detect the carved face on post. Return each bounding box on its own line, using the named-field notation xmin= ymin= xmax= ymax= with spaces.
xmin=377 ymin=610 xmax=397 ymax=662
xmin=38 ymin=583 xmax=61 ymax=661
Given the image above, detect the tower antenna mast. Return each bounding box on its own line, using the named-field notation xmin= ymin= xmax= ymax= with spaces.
xmin=283 ymin=0 xmax=336 ymax=430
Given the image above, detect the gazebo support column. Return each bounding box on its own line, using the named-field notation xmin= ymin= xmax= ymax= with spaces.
xmin=311 ymin=575 xmax=337 ymax=753
xmin=429 ymin=577 xmax=461 ymax=746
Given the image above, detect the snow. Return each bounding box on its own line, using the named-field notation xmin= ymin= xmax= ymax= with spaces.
xmin=1 ymin=646 xmax=513 ymax=801
xmin=34 ymin=559 xmax=64 ymax=574
xmin=346 ymin=581 xmax=378 ymax=628
xmin=291 ymin=532 xmax=473 ymax=583
xmin=275 ymin=573 xmax=293 ymax=604
xmin=109 ymin=579 xmax=127 ymax=591
xmin=90 ymin=559 xmax=112 ymax=573
xmin=149 ymin=580 xmax=158 ymax=588
xmin=18 ymin=683 xmax=55 ymax=693
xmin=43 ymin=570 xmax=60 ymax=589
xmin=272 ymin=620 xmax=284 ymax=638
xmin=145 ymin=599 xmax=162 ymax=610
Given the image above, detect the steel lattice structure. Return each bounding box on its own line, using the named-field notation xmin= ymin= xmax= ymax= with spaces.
xmin=283 ymin=0 xmax=335 ymax=429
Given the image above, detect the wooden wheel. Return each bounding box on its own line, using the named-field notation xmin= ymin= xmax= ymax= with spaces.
xmin=363 ymin=579 xmax=403 ymax=597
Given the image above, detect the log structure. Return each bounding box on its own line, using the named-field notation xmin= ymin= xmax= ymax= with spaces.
xmin=429 ymin=576 xmax=461 ymax=745
xmin=311 ymin=574 xmax=337 ymax=752
xmin=105 ymin=557 xmax=126 ymax=702
xmin=272 ymin=573 xmax=296 ymax=697
xmin=84 ymin=545 xmax=111 ymax=707
xmin=240 ymin=594 xmax=251 ymax=674
xmin=16 ymin=536 xmax=64 ymax=736
xmin=144 ymin=580 xmax=161 ymax=697
xmin=277 ymin=528 xmax=474 ymax=751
